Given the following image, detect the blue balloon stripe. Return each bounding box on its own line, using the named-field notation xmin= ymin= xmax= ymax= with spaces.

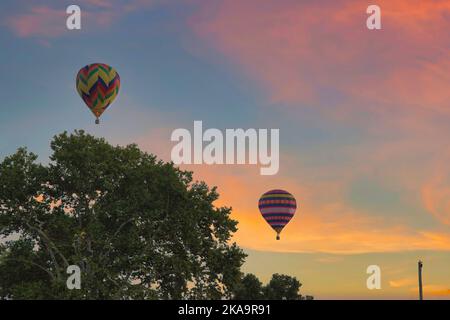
xmin=263 ymin=216 xmax=292 ymax=221
xmin=259 ymin=197 xmax=296 ymax=201
xmin=267 ymin=220 xmax=289 ymax=225
xmin=260 ymin=208 xmax=295 ymax=214
xmin=266 ymin=217 xmax=291 ymax=223
xmin=259 ymin=203 xmax=297 ymax=208
xmin=262 ymin=213 xmax=294 ymax=217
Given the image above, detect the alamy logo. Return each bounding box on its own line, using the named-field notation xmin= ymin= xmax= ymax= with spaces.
xmin=366 ymin=265 xmax=381 ymax=290
xmin=171 ymin=121 xmax=280 ymax=175
xmin=366 ymin=5 xmax=381 ymax=30
xmin=66 ymin=5 xmax=81 ymax=30
xmin=66 ymin=265 xmax=81 ymax=290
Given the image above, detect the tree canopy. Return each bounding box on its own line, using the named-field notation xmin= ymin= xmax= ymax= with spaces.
xmin=233 ymin=273 xmax=264 ymax=300
xmin=264 ymin=273 xmax=303 ymax=300
xmin=0 ymin=131 xmax=245 ymax=299
xmin=0 ymin=131 xmax=312 ymax=300
xmin=233 ymin=273 xmax=313 ymax=300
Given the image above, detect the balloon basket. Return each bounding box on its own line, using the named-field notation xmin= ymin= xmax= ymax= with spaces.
xmin=95 ymin=118 xmax=100 ymax=125
xmin=276 ymin=234 xmax=280 ymax=240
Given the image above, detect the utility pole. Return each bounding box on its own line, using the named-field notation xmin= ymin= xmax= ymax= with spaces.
xmin=418 ymin=260 xmax=423 ymax=300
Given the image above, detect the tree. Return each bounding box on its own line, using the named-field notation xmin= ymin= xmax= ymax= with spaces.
xmin=0 ymin=131 xmax=246 ymax=299
xmin=233 ymin=273 xmax=264 ymax=300
xmin=232 ymin=273 xmax=313 ymax=300
xmin=263 ymin=273 xmax=303 ymax=300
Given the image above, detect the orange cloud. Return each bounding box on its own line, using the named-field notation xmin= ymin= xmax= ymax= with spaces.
xmin=423 ymin=184 xmax=450 ymax=226
xmin=410 ymin=285 xmax=450 ymax=297
xmin=422 ymin=152 xmax=450 ymax=226
xmin=389 ymin=278 xmax=416 ymax=288
xmin=125 ymin=121 xmax=450 ymax=254
xmin=171 ymin=159 xmax=450 ymax=254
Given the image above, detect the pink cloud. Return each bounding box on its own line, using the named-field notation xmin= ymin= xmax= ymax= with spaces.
xmin=5 ymin=6 xmax=67 ymax=38
xmin=188 ymin=0 xmax=450 ymax=116
xmin=82 ymin=0 xmax=115 ymax=8
xmin=4 ymin=0 xmax=159 ymax=39
xmin=184 ymin=1 xmax=450 ymax=240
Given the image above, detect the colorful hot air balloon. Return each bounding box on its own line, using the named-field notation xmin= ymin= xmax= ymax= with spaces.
xmin=76 ymin=63 xmax=120 ymax=124
xmin=258 ymin=189 xmax=297 ymax=240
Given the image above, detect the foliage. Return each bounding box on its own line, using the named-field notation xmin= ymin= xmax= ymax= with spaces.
xmin=263 ymin=273 xmax=303 ymax=300
xmin=0 ymin=131 xmax=246 ymax=299
xmin=233 ymin=273 xmax=313 ymax=300
xmin=233 ymin=273 xmax=264 ymax=300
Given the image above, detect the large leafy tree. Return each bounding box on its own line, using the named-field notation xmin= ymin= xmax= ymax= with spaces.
xmin=0 ymin=131 xmax=246 ymax=299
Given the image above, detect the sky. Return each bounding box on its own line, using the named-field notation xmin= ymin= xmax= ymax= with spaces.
xmin=1 ymin=0 xmax=450 ymax=299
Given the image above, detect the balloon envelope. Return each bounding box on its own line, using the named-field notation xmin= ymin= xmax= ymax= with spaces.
xmin=258 ymin=189 xmax=297 ymax=240
xmin=76 ymin=63 xmax=120 ymax=122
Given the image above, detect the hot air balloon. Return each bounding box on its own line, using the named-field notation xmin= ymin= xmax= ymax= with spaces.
xmin=258 ymin=189 xmax=297 ymax=240
xmin=76 ymin=63 xmax=120 ymax=124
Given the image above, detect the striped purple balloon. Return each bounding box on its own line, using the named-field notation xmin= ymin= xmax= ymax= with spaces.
xmin=258 ymin=189 xmax=297 ymax=240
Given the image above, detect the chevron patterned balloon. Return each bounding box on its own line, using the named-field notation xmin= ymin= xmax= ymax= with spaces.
xmin=76 ymin=63 xmax=120 ymax=124
xmin=258 ymin=189 xmax=297 ymax=240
